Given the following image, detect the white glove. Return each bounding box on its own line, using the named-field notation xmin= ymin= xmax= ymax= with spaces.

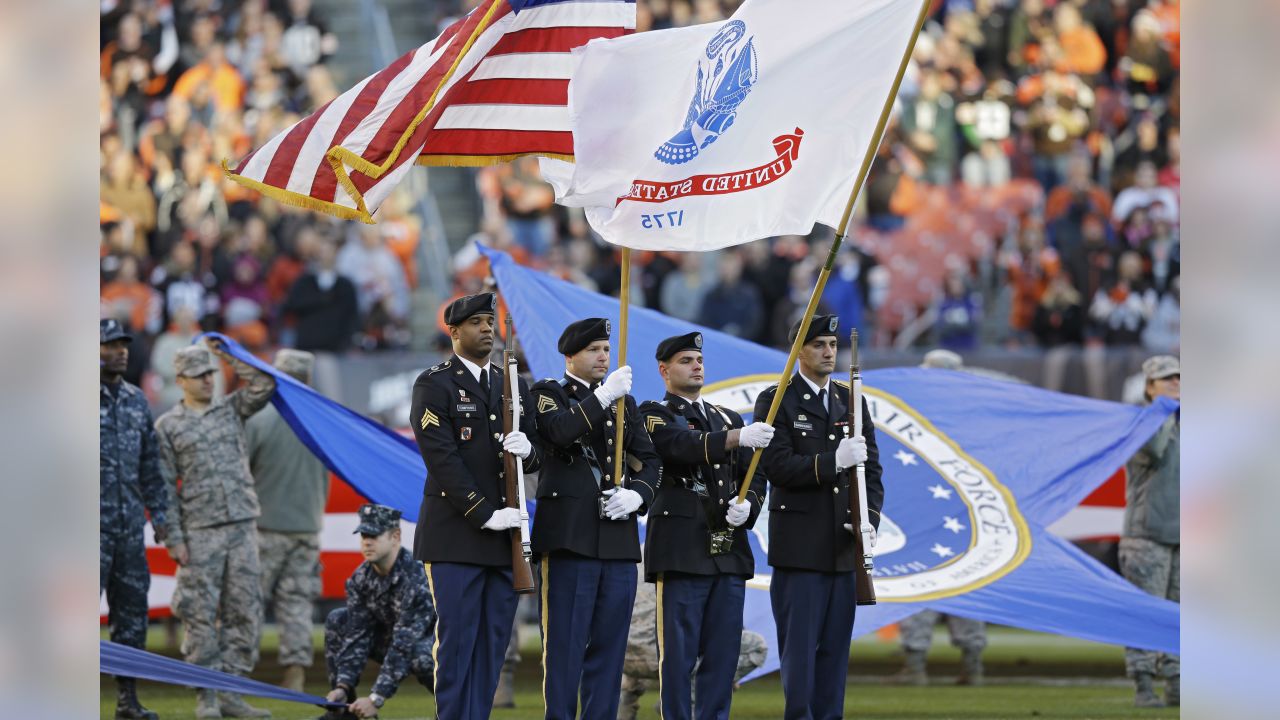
xmin=482 ymin=507 xmax=522 ymax=531
xmin=594 ymin=365 xmax=633 ymax=407
xmin=602 ymin=486 xmax=643 ymax=519
xmin=843 ymin=523 xmax=878 ymax=549
xmin=835 ymin=436 xmax=868 ymax=470
xmin=502 ymin=431 xmax=531 ymax=459
xmin=737 ymin=422 xmax=775 ymax=449
xmin=725 ymin=498 xmax=750 ymax=527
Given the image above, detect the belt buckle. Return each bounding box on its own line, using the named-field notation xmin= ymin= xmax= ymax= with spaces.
xmin=708 ymin=528 xmax=734 ymax=556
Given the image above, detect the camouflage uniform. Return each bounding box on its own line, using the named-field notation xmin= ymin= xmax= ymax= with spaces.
xmin=100 ymin=374 xmax=168 ymax=651
xmin=1120 ymin=356 xmax=1180 ymax=708
xmin=899 ymin=611 xmax=987 ymax=654
xmin=1121 ymin=395 xmax=1180 ymax=679
xmin=155 ymin=344 xmax=275 ymax=682
xmin=102 ymin=317 xmax=169 ymax=719
xmin=618 ymin=569 xmax=768 ymax=720
xmin=256 ymin=531 xmax=322 ymax=666
xmin=248 ymin=349 xmax=328 ymax=673
xmin=324 ymin=508 xmax=436 ymax=704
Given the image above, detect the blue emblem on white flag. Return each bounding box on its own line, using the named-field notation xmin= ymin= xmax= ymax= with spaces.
xmin=655 ymin=19 xmax=759 ymax=165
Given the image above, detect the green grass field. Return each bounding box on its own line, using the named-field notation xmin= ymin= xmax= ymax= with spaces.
xmin=101 ymin=625 xmax=1180 ymax=719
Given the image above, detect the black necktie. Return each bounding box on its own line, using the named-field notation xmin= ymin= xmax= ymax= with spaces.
xmin=817 ymin=388 xmax=827 ymax=411
xmin=691 ymin=401 xmax=709 ymax=427
xmin=479 ymin=368 xmax=490 ymax=394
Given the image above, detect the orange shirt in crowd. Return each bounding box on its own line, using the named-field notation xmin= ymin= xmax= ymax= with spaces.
xmin=265 ymin=254 xmax=306 ymax=306
xmin=381 ymin=220 xmax=421 ymax=289
xmin=173 ymin=61 xmax=246 ymax=114
xmin=1045 ymin=185 xmax=1113 ymax=223
xmin=1006 ymin=249 xmax=1061 ymax=332
xmin=1056 ymin=27 xmax=1107 ymax=76
xmin=101 ymin=281 xmax=159 ymax=335
xmin=1150 ymin=1 xmax=1181 ymax=68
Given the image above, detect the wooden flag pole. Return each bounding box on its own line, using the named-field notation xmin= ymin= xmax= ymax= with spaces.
xmin=736 ymin=0 xmax=932 ymax=503
xmin=612 ymin=247 xmax=632 ymax=487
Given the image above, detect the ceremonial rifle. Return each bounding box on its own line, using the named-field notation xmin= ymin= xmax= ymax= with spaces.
xmin=849 ymin=329 xmax=877 ymax=605
xmin=503 ymin=315 xmax=536 ymax=594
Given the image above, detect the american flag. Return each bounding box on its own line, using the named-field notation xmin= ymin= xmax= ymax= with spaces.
xmin=223 ymin=0 xmax=635 ymax=223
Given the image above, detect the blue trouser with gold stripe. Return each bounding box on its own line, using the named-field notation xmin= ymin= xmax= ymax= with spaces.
xmin=771 ymin=569 xmax=857 ymax=720
xmin=657 ymin=572 xmax=745 ymax=720
xmin=540 ymin=553 xmax=637 ymax=720
xmin=425 ymin=562 xmax=517 ymax=720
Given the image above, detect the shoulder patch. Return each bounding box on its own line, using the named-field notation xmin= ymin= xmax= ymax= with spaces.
xmin=428 ymin=359 xmax=452 ymax=375
xmin=645 ymin=415 xmax=666 ymax=433
xmin=537 ymin=395 xmax=559 ymax=414
xmin=832 ymin=379 xmax=850 ymax=389
xmin=420 ymin=408 xmax=440 ymax=429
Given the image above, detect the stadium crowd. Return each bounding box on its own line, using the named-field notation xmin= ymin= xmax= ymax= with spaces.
xmin=101 ymin=0 xmax=1180 ymax=402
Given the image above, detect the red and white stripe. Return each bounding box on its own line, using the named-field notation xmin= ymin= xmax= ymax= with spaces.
xmin=103 ymin=474 xmax=405 ymax=619
xmin=1048 ymin=467 xmax=1128 ymax=542
xmin=224 ymin=0 xmax=633 ymax=223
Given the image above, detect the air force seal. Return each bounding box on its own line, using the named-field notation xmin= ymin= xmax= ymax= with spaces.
xmin=655 ymin=19 xmax=759 ymax=165
xmin=700 ymin=375 xmax=1032 ymax=602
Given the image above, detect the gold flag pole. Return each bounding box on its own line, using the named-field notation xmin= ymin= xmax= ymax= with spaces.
xmin=612 ymin=247 xmax=632 ymax=487
xmin=736 ymin=0 xmax=932 ymax=503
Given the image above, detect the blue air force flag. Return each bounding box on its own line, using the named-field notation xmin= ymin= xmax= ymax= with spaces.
xmin=539 ymin=0 xmax=926 ymax=250
xmin=214 ymin=248 xmax=1180 ymax=683
xmin=482 ymin=246 xmax=1180 ymax=678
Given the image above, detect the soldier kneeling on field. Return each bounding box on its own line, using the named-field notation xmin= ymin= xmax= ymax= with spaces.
xmin=319 ymin=505 xmax=436 ymax=719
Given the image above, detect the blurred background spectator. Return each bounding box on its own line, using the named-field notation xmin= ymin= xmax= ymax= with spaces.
xmin=102 ymin=0 xmax=1178 ymax=406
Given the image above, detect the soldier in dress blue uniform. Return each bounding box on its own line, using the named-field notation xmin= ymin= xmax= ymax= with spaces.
xmin=408 ymin=292 xmax=541 ymax=720
xmin=637 ymin=331 xmax=776 ymax=720
xmin=100 ymin=318 xmax=167 ymax=720
xmin=753 ymin=315 xmax=883 ymax=720
xmin=530 ymin=318 xmax=661 ymax=720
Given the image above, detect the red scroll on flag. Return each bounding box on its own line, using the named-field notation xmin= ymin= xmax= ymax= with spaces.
xmin=222 ymin=0 xmax=633 ymax=223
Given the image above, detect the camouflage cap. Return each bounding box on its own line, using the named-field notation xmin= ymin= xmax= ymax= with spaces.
xmin=100 ymin=318 xmax=133 ymax=344
xmin=175 ymin=346 xmax=219 ymax=378
xmin=273 ymin=349 xmax=315 ymax=382
xmin=921 ymin=349 xmax=963 ymax=370
xmin=354 ymin=503 xmax=402 ymax=535
xmin=1142 ymin=355 xmax=1180 ymax=381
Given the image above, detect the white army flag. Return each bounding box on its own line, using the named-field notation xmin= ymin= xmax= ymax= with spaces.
xmin=539 ymin=0 xmax=925 ymax=251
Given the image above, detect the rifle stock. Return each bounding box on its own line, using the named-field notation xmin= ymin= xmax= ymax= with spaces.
xmin=849 ymin=329 xmax=877 ymax=606
xmin=503 ymin=316 xmax=536 ymax=594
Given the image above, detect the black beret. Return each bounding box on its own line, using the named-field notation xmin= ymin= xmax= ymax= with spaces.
xmin=655 ymin=332 xmax=703 ymax=362
xmin=788 ymin=314 xmax=839 ymax=344
xmin=443 ymin=292 xmax=497 ymax=326
xmin=558 ymin=317 xmax=611 ymax=356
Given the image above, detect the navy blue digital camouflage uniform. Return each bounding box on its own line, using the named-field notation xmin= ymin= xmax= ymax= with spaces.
xmin=325 ymin=546 xmax=437 ymax=702
xmin=100 ymin=374 xmax=167 ymax=651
